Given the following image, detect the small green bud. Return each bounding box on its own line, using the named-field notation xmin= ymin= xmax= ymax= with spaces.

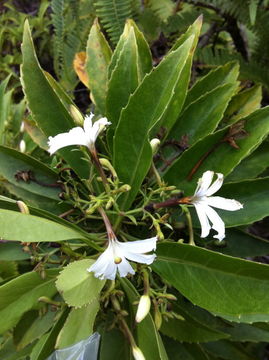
xmin=70 ymin=104 xmax=84 ymax=126
xmin=99 ymin=158 xmax=118 ymax=178
xmin=154 ymin=308 xmax=162 ymax=330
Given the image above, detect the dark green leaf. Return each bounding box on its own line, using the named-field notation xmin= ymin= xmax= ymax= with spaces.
xmin=121 ymin=278 xmax=169 ymax=360
xmin=0 ymin=269 xmax=59 ymax=333
xmin=164 ymin=107 xmax=269 ymax=194
xmin=21 ymin=20 xmax=89 ymax=178
xmin=114 ymin=35 xmax=196 ymax=210
xmin=152 ymin=242 xmax=269 ymax=323
xmin=0 ymin=242 xmax=30 ymax=261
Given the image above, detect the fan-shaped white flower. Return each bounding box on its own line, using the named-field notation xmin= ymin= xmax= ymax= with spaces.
xmin=88 ymin=236 xmax=157 ymax=280
xmin=190 ymin=170 xmax=243 ymax=241
xmin=48 ymin=113 xmax=111 ymax=155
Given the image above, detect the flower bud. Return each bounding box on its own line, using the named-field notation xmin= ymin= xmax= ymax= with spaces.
xmin=20 ymin=121 xmax=25 ymax=133
xmin=135 ymin=295 xmax=151 ymax=323
xmin=154 ymin=307 xmax=162 ymax=330
xmin=150 ymin=138 xmax=160 ymax=155
xmin=132 ymin=346 xmax=145 ymax=360
xmin=19 ymin=140 xmax=26 ymax=153
xmin=17 ymin=200 xmax=30 ymax=214
xmin=119 ymin=184 xmax=131 ymax=192
xmin=70 ymin=105 xmax=84 ymax=126
xmin=99 ymin=158 xmax=117 ymax=178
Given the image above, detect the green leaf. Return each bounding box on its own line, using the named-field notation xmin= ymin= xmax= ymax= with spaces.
xmin=56 ymin=301 xmax=99 ymax=349
xmin=56 ymin=259 xmax=105 ymax=308
xmin=0 ymin=75 xmax=12 ymax=144
xmin=163 ymin=336 xmax=211 ymax=360
xmin=0 ymin=337 xmax=35 ymax=360
xmin=0 ymin=242 xmax=30 ymax=261
xmin=208 ymin=228 xmax=269 ymax=258
xmin=223 ymin=85 xmax=262 ymax=126
xmin=99 ymin=328 xmax=131 ymax=360
xmin=0 ymin=146 xmax=60 ymax=200
xmin=0 ymin=209 xmax=87 ymax=242
xmin=183 ymin=62 xmax=239 ymax=110
xmin=169 ymin=82 xmax=238 ymax=147
xmin=0 ymin=261 xmax=18 ymax=280
xmin=121 ymin=278 xmax=169 ymax=360
xmin=202 ymin=340 xmax=253 ymax=360
xmin=30 ymin=309 xmax=69 ymax=360
xmin=106 ymin=20 xmax=152 ymax=132
xmin=216 ymin=177 xmax=269 ymax=227
xmin=153 ymin=16 xmax=202 ymax=136
xmin=160 ymin=316 xmax=229 ymax=343
xmin=164 ymin=106 xmax=269 ymax=194
xmin=222 ymin=322 xmax=269 ymax=343
xmin=14 ymin=309 xmax=56 ymax=350
xmin=21 ymin=20 xmax=89 ymax=178
xmin=85 ymin=19 xmax=112 ymax=114
xmin=226 ymin=141 xmax=269 ymax=182
xmin=113 ymin=35 xmax=196 ymax=210
xmin=0 ymin=269 xmax=59 ymax=333
xmin=152 ymin=242 xmax=269 ymax=323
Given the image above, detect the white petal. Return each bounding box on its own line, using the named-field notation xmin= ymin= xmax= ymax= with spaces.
xmin=124 ymin=251 xmax=156 ymax=265
xmin=89 ymin=117 xmax=111 ymax=145
xmin=203 ymin=204 xmax=225 ymax=241
xmin=194 ymin=203 xmax=211 ymax=238
xmin=205 ymin=173 xmax=224 ymax=196
xmin=195 ymin=171 xmax=214 ymax=197
xmin=87 ymin=243 xmax=117 ymax=280
xmin=83 ymin=113 xmax=94 ymax=134
xmin=206 ymin=196 xmax=243 ymax=211
xmin=117 ymin=257 xmax=135 ymax=277
xmin=118 ymin=237 xmax=157 ymax=253
xmin=48 ymin=127 xmax=87 ymax=154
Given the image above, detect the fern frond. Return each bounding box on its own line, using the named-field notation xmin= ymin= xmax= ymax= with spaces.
xmin=147 ymin=0 xmax=176 ymax=23
xmin=197 ymin=47 xmax=269 ymax=90
xmin=51 ymin=0 xmax=65 ymax=78
xmin=94 ymin=0 xmax=133 ymax=45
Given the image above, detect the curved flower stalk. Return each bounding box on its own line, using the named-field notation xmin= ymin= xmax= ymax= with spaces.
xmin=184 ymin=171 xmax=243 ymax=241
xmin=48 ymin=113 xmax=111 ymax=155
xmin=88 ymin=236 xmax=157 ymax=280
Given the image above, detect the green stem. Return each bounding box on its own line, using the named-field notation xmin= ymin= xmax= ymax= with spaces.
xmin=182 ymin=205 xmax=195 ymax=246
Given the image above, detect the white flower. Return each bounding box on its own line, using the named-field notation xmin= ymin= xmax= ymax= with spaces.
xmin=87 ymin=236 xmax=157 ymax=280
xmin=19 ymin=140 xmax=26 ymax=153
xmin=190 ymin=170 xmax=243 ymax=241
xmin=48 ymin=113 xmax=111 ymax=155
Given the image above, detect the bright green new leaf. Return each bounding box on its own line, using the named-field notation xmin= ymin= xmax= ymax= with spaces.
xmin=56 ymin=259 xmax=105 ymax=308
xmin=85 ymin=19 xmax=112 ymax=114
xmin=0 ymin=209 xmax=86 ymax=242
xmin=152 ymin=243 xmax=269 ymax=323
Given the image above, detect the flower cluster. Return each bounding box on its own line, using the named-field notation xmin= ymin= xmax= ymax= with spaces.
xmin=48 ymin=115 xmax=243 ymax=281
